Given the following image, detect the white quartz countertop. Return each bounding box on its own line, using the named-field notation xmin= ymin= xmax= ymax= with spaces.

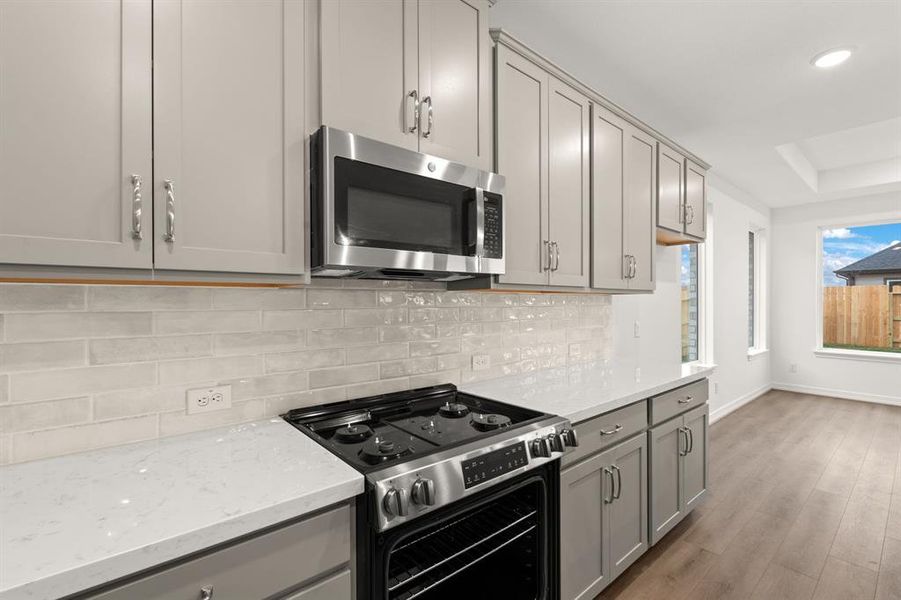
xmin=461 ymin=361 xmax=716 ymax=424
xmin=0 ymin=419 xmax=363 ymax=600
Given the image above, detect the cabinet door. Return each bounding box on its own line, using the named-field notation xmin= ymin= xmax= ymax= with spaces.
xmin=682 ymin=404 xmax=709 ymax=512
xmin=280 ymin=569 xmax=352 ymax=600
xmin=153 ymin=0 xmax=305 ymax=274
xmin=560 ymin=450 xmax=612 ymax=600
xmin=0 ymin=0 xmax=152 ymax=269
xmin=649 ymin=417 xmax=684 ymax=545
xmin=608 ymin=434 xmax=649 ymax=579
xmin=320 ymin=0 xmax=418 ymax=150
xmin=624 ymin=127 xmax=657 ymax=291
xmin=495 ymin=45 xmax=549 ymax=286
xmin=547 ymin=77 xmax=590 ymax=288
xmin=589 ymin=105 xmax=628 ymax=290
xmin=684 ymin=160 xmax=707 ymax=240
xmin=417 ymin=0 xmax=490 ymax=169
xmin=656 ymin=142 xmax=685 ymax=233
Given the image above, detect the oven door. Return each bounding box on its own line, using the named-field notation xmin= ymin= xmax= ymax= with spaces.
xmin=313 ymin=126 xmax=504 ymax=277
xmin=365 ymin=466 xmax=559 ymax=600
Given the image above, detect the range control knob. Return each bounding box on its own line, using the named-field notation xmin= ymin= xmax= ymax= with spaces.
xmin=561 ymin=428 xmax=579 ymax=448
xmin=530 ymin=437 xmax=553 ymax=459
xmin=548 ymin=432 xmax=566 ymax=453
xmin=383 ymin=487 xmax=409 ymax=517
xmin=411 ymin=477 xmax=436 ymax=506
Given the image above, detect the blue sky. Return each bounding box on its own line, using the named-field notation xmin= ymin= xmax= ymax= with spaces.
xmin=823 ymin=222 xmax=901 ymax=286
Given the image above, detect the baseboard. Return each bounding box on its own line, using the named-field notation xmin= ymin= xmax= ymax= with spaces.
xmin=771 ymin=383 xmax=901 ymax=407
xmin=710 ymin=385 xmax=772 ymax=424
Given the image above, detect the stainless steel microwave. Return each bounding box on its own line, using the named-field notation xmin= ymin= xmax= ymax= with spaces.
xmin=310 ymin=126 xmax=505 ymax=281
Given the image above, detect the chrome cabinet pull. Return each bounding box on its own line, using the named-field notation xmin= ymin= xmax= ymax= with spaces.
xmin=630 ymin=256 xmax=637 ymax=279
xmin=407 ymin=90 xmax=420 ymax=133
xmin=599 ymin=423 xmax=623 ymax=436
xmin=199 ymin=585 xmax=214 ymax=600
xmin=678 ymin=427 xmax=689 ymax=456
xmin=130 ymin=174 xmax=143 ymax=240
xmin=678 ymin=202 xmax=684 ymax=223
xmin=688 ymin=205 xmax=695 ymax=224
xmin=623 ymin=255 xmax=632 ymax=279
xmin=552 ymin=241 xmax=560 ymax=271
xmin=421 ymin=95 xmax=433 ymax=138
xmin=611 ymin=464 xmax=622 ymax=500
xmin=164 ymin=179 xmax=176 ymax=243
xmin=543 ymin=240 xmax=552 ymax=271
xmin=678 ymin=395 xmax=693 ymax=404
xmin=603 ymin=467 xmax=615 ymax=504
xmin=687 ymin=427 xmax=694 ymax=454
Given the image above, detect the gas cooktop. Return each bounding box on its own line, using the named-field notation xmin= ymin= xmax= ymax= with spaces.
xmin=282 ymin=384 xmax=546 ymax=472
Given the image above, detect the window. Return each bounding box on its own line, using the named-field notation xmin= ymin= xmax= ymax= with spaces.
xmin=748 ymin=226 xmax=767 ymax=355
xmin=820 ymin=222 xmax=901 ymax=354
xmin=681 ymin=244 xmax=700 ymax=363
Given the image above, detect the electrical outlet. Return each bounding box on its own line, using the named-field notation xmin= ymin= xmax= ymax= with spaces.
xmin=633 ymin=321 xmax=641 ymax=338
xmin=790 ymin=363 xmax=798 ymax=373
xmin=569 ymin=343 xmax=581 ymax=357
xmin=186 ymin=385 xmax=232 ymax=415
xmin=472 ymin=354 xmax=491 ymax=371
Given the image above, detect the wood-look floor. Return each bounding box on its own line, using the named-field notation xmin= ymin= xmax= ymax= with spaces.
xmin=596 ymin=390 xmax=901 ymax=600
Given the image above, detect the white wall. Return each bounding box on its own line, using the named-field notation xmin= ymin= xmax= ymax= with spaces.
xmin=771 ymin=191 xmax=901 ymax=405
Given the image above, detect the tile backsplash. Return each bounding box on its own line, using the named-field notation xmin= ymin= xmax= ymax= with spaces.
xmin=0 ymin=281 xmax=612 ymax=464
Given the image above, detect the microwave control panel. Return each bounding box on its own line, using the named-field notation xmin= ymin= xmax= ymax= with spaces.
xmin=482 ymin=192 xmax=503 ymax=259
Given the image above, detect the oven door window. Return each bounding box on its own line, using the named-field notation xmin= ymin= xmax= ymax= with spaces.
xmin=333 ymin=157 xmax=475 ymax=256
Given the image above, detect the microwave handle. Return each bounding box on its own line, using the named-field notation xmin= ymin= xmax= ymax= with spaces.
xmin=474 ymin=187 xmax=485 ymax=258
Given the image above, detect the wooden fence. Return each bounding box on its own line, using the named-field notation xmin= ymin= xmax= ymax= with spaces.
xmin=823 ymin=284 xmax=899 ymax=349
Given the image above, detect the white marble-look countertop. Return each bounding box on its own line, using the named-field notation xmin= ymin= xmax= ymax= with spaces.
xmin=462 ymin=361 xmax=716 ymax=424
xmin=0 ymin=419 xmax=363 ymax=600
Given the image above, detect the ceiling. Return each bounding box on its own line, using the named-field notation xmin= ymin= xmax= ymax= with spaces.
xmin=489 ymin=0 xmax=901 ymax=208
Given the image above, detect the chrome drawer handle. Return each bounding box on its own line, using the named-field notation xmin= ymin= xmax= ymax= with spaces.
xmin=599 ymin=424 xmax=623 ymax=436
xmin=199 ymin=585 xmax=214 ymax=600
xmin=678 ymin=396 xmax=693 ymax=404
xmin=164 ymin=179 xmax=176 ymax=243
xmin=130 ymin=174 xmax=143 ymax=240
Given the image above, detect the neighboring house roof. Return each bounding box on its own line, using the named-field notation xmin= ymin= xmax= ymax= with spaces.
xmin=835 ymin=242 xmax=901 ymax=276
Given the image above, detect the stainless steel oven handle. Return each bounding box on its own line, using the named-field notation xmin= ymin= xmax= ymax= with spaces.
xmin=474 ymin=187 xmax=485 ymax=258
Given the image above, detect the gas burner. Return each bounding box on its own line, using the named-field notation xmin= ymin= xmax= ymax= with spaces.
xmin=334 ymin=423 xmax=374 ymax=443
xmin=360 ymin=437 xmax=413 ymax=465
xmin=471 ymin=413 xmax=512 ymax=431
xmin=439 ymin=401 xmax=470 ymax=418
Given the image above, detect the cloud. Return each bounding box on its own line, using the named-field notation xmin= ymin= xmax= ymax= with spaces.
xmin=823 ymin=228 xmax=856 ymax=239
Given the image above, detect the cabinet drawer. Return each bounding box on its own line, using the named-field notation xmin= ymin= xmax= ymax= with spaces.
xmin=562 ymin=401 xmax=647 ymax=468
xmin=649 ymin=379 xmax=708 ymax=426
xmin=87 ymin=505 xmax=351 ymax=600
xmin=281 ymin=568 xmax=352 ymax=600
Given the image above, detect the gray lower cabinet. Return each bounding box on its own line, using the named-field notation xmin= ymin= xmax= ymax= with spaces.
xmin=649 ymin=403 xmax=709 ymax=545
xmin=560 ymin=432 xmax=648 ymax=600
xmin=84 ymin=504 xmax=352 ymax=600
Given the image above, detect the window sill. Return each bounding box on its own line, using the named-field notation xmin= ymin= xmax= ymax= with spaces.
xmin=747 ymin=348 xmax=769 ymax=361
xmin=814 ymin=348 xmax=901 ymax=364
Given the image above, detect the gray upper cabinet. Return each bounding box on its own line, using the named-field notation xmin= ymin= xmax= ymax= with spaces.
xmin=494 ymin=41 xmax=589 ymax=289
xmin=590 ymin=105 xmax=656 ymax=292
xmin=656 ymin=142 xmax=707 ymax=245
xmin=0 ymin=0 xmax=153 ymax=270
xmin=320 ymin=0 xmax=490 ymax=170
xmin=153 ymin=0 xmax=305 ymax=275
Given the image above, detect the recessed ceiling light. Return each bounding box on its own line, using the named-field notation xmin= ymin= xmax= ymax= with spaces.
xmin=811 ymin=47 xmax=854 ymax=68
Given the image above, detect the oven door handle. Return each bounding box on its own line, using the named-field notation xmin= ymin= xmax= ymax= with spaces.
xmin=474 ymin=187 xmax=485 ymax=259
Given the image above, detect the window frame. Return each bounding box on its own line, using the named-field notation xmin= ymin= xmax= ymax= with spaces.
xmin=682 ymin=204 xmax=713 ymax=367
xmin=748 ymin=224 xmax=768 ymax=359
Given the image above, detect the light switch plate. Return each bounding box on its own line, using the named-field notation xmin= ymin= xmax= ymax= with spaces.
xmin=186 ymin=385 xmax=232 ymax=415
xmin=633 ymin=321 xmax=641 ymax=338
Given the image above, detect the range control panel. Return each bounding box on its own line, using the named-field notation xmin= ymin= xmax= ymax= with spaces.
xmin=461 ymin=441 xmax=528 ymax=489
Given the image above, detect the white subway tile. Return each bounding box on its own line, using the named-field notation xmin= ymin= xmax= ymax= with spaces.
xmin=482 ymin=294 xmax=519 ymax=307
xmin=435 ymin=292 xmax=482 ymax=306
xmin=89 ymin=335 xmax=211 ymax=365
xmin=0 ymin=285 xmax=85 ymax=312
xmin=379 ymin=324 xmax=436 ymax=342
xmin=158 ymin=400 xmax=265 ymax=437
xmin=263 ymin=387 xmax=347 ymax=415
xmin=262 ymin=309 xmax=341 ymax=331
xmin=212 ymin=331 xmax=304 ymax=356
xmin=308 ymin=327 xmax=378 ymax=348
xmin=154 ymin=310 xmax=260 ymax=334
xmin=4 ymin=312 xmax=153 ymax=341
xmin=0 ymin=341 xmax=85 ymax=372
xmin=461 ymin=335 xmax=503 ymax=352
xmin=436 ymin=353 xmax=471 ymax=371
xmin=380 ymin=357 xmax=436 ymax=378
xmin=518 ymin=294 xmax=552 ymax=306
xmin=211 ymin=288 xmax=306 ymax=310
xmin=346 ymin=343 xmax=409 ymax=365
xmin=89 ymin=286 xmax=211 ymax=311
xmin=0 ymin=397 xmax=92 ymax=433
xmin=265 ymin=349 xmax=345 ymax=373
xmin=378 ymin=291 xmax=436 ymax=307
xmin=11 ymin=364 xmax=157 ymax=403
xmin=409 ymin=370 xmax=461 ymax=388
xmin=343 ymin=308 xmax=407 ymax=326
xmin=309 ymin=364 xmax=379 ymax=389
xmin=0 ymin=314 xmax=4 ymax=341
xmin=11 ymin=415 xmax=158 ymax=462
xmin=158 ymin=356 xmax=262 ymax=385
xmin=94 ymin=386 xmax=187 ymax=420
xmin=409 ymin=339 xmax=461 ymax=357
xmin=409 ymin=308 xmax=460 ymax=323
xmin=345 ymin=377 xmax=410 ymax=399
xmin=341 ymin=280 xmax=407 ymax=289
xmin=225 ymin=371 xmax=310 ymax=401
xmin=0 ymin=435 xmax=10 ymax=465
xmin=0 ymin=375 xmax=7 ymax=403
xmin=308 ymin=289 xmax=376 ymax=308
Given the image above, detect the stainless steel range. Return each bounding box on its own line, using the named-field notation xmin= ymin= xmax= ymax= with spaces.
xmin=283 ymin=384 xmax=577 ymax=600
